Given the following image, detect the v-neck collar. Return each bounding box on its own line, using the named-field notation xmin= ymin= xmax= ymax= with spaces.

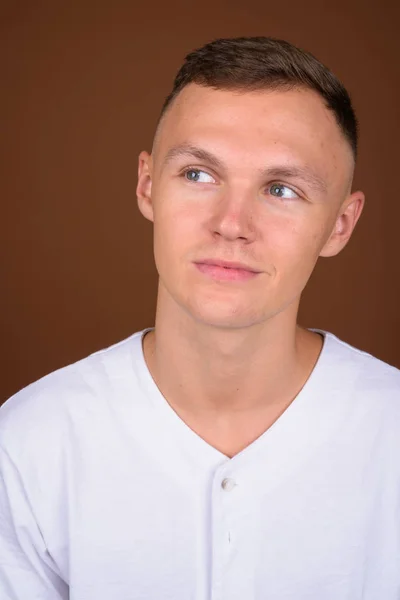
xmin=132 ymin=328 xmax=342 ymax=471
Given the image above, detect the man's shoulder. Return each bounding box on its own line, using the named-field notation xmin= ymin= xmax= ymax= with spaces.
xmin=323 ymin=330 xmax=400 ymax=401
xmin=0 ymin=330 xmax=145 ymax=456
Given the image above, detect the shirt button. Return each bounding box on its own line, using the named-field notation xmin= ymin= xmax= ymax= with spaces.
xmin=221 ymin=477 xmax=237 ymax=491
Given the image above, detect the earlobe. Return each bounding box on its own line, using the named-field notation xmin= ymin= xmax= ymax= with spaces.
xmin=136 ymin=151 xmax=154 ymax=222
xmin=320 ymin=191 xmax=365 ymax=258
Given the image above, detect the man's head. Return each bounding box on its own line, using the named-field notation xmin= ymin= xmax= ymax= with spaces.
xmin=137 ymin=37 xmax=364 ymax=330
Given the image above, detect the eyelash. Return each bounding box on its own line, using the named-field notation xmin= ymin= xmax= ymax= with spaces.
xmin=181 ymin=167 xmax=215 ymax=181
xmin=180 ymin=167 xmax=300 ymax=199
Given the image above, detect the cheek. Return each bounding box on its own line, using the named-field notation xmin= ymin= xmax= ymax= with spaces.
xmin=264 ymin=214 xmax=328 ymax=280
xmin=154 ymin=194 xmax=207 ymax=245
xmin=152 ymin=202 xmax=199 ymax=277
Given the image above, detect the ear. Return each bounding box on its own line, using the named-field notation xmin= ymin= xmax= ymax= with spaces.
xmin=136 ymin=151 xmax=154 ymax=222
xmin=319 ymin=190 xmax=365 ymax=258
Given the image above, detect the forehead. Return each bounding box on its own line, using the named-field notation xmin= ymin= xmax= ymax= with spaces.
xmin=154 ymin=84 xmax=353 ymax=185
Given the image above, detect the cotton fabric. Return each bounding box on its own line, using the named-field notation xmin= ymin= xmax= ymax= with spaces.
xmin=0 ymin=329 xmax=399 ymax=599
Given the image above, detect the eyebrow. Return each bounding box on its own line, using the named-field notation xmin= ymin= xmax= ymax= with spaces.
xmin=163 ymin=144 xmax=225 ymax=171
xmin=163 ymin=143 xmax=327 ymax=194
xmin=260 ymin=166 xmax=328 ymax=194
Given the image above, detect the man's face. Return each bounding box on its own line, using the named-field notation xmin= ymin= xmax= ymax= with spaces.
xmin=137 ymin=84 xmax=364 ymax=329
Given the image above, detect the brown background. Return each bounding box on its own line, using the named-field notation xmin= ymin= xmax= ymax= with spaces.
xmin=1 ymin=0 xmax=399 ymax=404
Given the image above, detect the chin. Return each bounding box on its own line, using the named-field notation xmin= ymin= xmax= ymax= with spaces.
xmin=184 ymin=296 xmax=266 ymax=330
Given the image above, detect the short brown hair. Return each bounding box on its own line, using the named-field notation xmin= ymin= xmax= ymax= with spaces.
xmin=160 ymin=37 xmax=358 ymax=158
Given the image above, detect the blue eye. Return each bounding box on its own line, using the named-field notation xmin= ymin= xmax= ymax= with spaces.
xmin=184 ymin=169 xmax=215 ymax=183
xmin=269 ymin=183 xmax=298 ymax=199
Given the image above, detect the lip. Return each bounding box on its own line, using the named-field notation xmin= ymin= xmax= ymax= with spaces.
xmin=196 ymin=259 xmax=261 ymax=272
xmin=194 ymin=259 xmax=262 ymax=282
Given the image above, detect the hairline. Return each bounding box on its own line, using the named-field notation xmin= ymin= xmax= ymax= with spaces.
xmin=152 ymin=82 xmax=356 ymax=165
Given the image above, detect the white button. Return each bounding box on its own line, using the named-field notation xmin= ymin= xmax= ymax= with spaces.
xmin=221 ymin=477 xmax=237 ymax=491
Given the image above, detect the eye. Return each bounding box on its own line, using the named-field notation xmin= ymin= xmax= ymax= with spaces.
xmin=184 ymin=168 xmax=215 ymax=184
xmin=268 ymin=183 xmax=299 ymax=199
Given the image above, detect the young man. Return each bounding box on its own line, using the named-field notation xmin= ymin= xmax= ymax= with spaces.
xmin=0 ymin=37 xmax=399 ymax=599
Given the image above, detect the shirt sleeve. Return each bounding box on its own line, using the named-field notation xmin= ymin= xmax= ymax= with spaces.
xmin=0 ymin=445 xmax=68 ymax=599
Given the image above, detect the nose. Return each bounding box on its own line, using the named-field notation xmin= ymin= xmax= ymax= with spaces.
xmin=210 ymin=188 xmax=257 ymax=243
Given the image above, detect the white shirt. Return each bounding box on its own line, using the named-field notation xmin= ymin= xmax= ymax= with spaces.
xmin=0 ymin=329 xmax=399 ymax=600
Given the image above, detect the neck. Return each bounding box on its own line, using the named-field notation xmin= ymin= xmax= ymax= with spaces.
xmin=143 ymin=287 xmax=323 ymax=417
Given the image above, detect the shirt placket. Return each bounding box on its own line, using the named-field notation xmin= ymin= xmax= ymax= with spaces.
xmin=210 ymin=465 xmax=240 ymax=600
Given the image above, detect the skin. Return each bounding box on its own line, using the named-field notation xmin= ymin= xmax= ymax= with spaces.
xmin=136 ymin=83 xmax=365 ymax=457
